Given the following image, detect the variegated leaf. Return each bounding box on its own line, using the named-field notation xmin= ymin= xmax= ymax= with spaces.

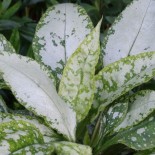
xmin=115 ymin=90 xmax=155 ymax=132
xmin=0 ymin=112 xmax=58 ymax=141
xmin=0 ymin=52 xmax=76 ymax=141
xmin=94 ymin=52 xmax=155 ymax=115
xmin=33 ymin=3 xmax=94 ymax=82
xmin=59 ymin=19 xmax=102 ymax=122
xmin=103 ymin=99 xmax=128 ymax=135
xmin=102 ymin=0 xmax=155 ymax=66
xmin=53 ymin=141 xmax=92 ymax=155
xmin=11 ymin=143 xmax=55 ymax=155
xmin=0 ymin=120 xmax=44 ymax=154
xmin=0 ymin=34 xmax=16 ymax=53
xmin=116 ymin=114 xmax=155 ymax=150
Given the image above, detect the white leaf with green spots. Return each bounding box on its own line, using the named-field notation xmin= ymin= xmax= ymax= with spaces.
xmin=33 ymin=3 xmax=94 ymax=81
xmin=115 ymin=90 xmax=155 ymax=132
xmin=0 ymin=112 xmax=57 ymax=140
xmin=0 ymin=52 xmax=76 ymax=141
xmin=102 ymin=0 xmax=155 ymax=66
xmin=0 ymin=120 xmax=44 ymax=154
xmin=103 ymin=100 xmax=128 ymax=135
xmin=0 ymin=34 xmax=16 ymax=53
xmin=94 ymin=52 xmax=155 ymax=114
xmin=59 ymin=19 xmax=102 ymax=122
xmin=53 ymin=141 xmax=92 ymax=155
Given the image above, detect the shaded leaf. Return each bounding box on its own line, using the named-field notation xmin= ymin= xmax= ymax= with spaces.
xmin=115 ymin=90 xmax=155 ymax=132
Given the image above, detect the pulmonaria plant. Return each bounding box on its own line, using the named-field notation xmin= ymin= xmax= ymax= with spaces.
xmin=0 ymin=0 xmax=155 ymax=154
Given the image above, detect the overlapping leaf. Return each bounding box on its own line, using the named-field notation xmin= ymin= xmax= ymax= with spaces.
xmin=115 ymin=90 xmax=155 ymax=132
xmin=0 ymin=120 xmax=44 ymax=154
xmin=102 ymin=0 xmax=155 ymax=66
xmin=94 ymin=52 xmax=155 ymax=115
xmin=33 ymin=3 xmax=94 ymax=82
xmin=59 ymin=19 xmax=102 ymax=122
xmin=0 ymin=52 xmax=76 ymax=141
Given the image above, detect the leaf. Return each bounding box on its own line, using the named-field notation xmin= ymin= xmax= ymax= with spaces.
xmin=0 ymin=34 xmax=16 ymax=53
xmin=33 ymin=3 xmax=94 ymax=82
xmin=94 ymin=52 xmax=155 ymax=116
xmin=103 ymin=99 xmax=128 ymax=135
xmin=11 ymin=143 xmax=55 ymax=155
xmin=0 ymin=96 xmax=8 ymax=113
xmin=53 ymin=141 xmax=92 ymax=155
xmin=59 ymin=19 xmax=102 ymax=122
xmin=102 ymin=0 xmax=155 ymax=66
xmin=115 ymin=114 xmax=155 ymax=150
xmin=10 ymin=29 xmax=20 ymax=52
xmin=115 ymin=90 xmax=155 ymax=132
xmin=2 ymin=1 xmax=22 ymax=19
xmin=0 ymin=52 xmax=76 ymax=141
xmin=99 ymin=113 xmax=155 ymax=152
xmin=0 ymin=120 xmax=44 ymax=154
xmin=0 ymin=112 xmax=56 ymax=140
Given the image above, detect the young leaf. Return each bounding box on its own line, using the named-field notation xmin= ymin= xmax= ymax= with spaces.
xmin=0 ymin=120 xmax=44 ymax=154
xmin=102 ymin=0 xmax=155 ymax=66
xmin=94 ymin=52 xmax=155 ymax=115
xmin=0 ymin=52 xmax=76 ymax=141
xmin=115 ymin=90 xmax=155 ymax=132
xmin=33 ymin=3 xmax=94 ymax=82
xmin=0 ymin=34 xmax=16 ymax=53
xmin=59 ymin=19 xmax=102 ymax=122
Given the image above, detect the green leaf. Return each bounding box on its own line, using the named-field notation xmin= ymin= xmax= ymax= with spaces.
xmin=1 ymin=1 xmax=22 ymax=19
xmin=33 ymin=3 xmax=94 ymax=83
xmin=94 ymin=52 xmax=155 ymax=117
xmin=102 ymin=0 xmax=155 ymax=66
xmin=59 ymin=19 xmax=102 ymax=122
xmin=115 ymin=90 xmax=155 ymax=132
xmin=0 ymin=120 xmax=44 ymax=154
xmin=10 ymin=29 xmax=20 ymax=52
xmin=0 ymin=34 xmax=16 ymax=53
xmin=0 ymin=52 xmax=76 ymax=141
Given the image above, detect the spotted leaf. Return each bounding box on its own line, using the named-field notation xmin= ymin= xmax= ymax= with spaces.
xmin=33 ymin=3 xmax=94 ymax=83
xmin=94 ymin=52 xmax=155 ymax=116
xmin=115 ymin=90 xmax=155 ymax=132
xmin=0 ymin=120 xmax=44 ymax=154
xmin=102 ymin=0 xmax=155 ymax=66
xmin=114 ymin=114 xmax=155 ymax=150
xmin=59 ymin=19 xmax=102 ymax=122
xmin=0 ymin=52 xmax=76 ymax=141
xmin=103 ymin=99 xmax=128 ymax=135
xmin=0 ymin=34 xmax=15 ymax=53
